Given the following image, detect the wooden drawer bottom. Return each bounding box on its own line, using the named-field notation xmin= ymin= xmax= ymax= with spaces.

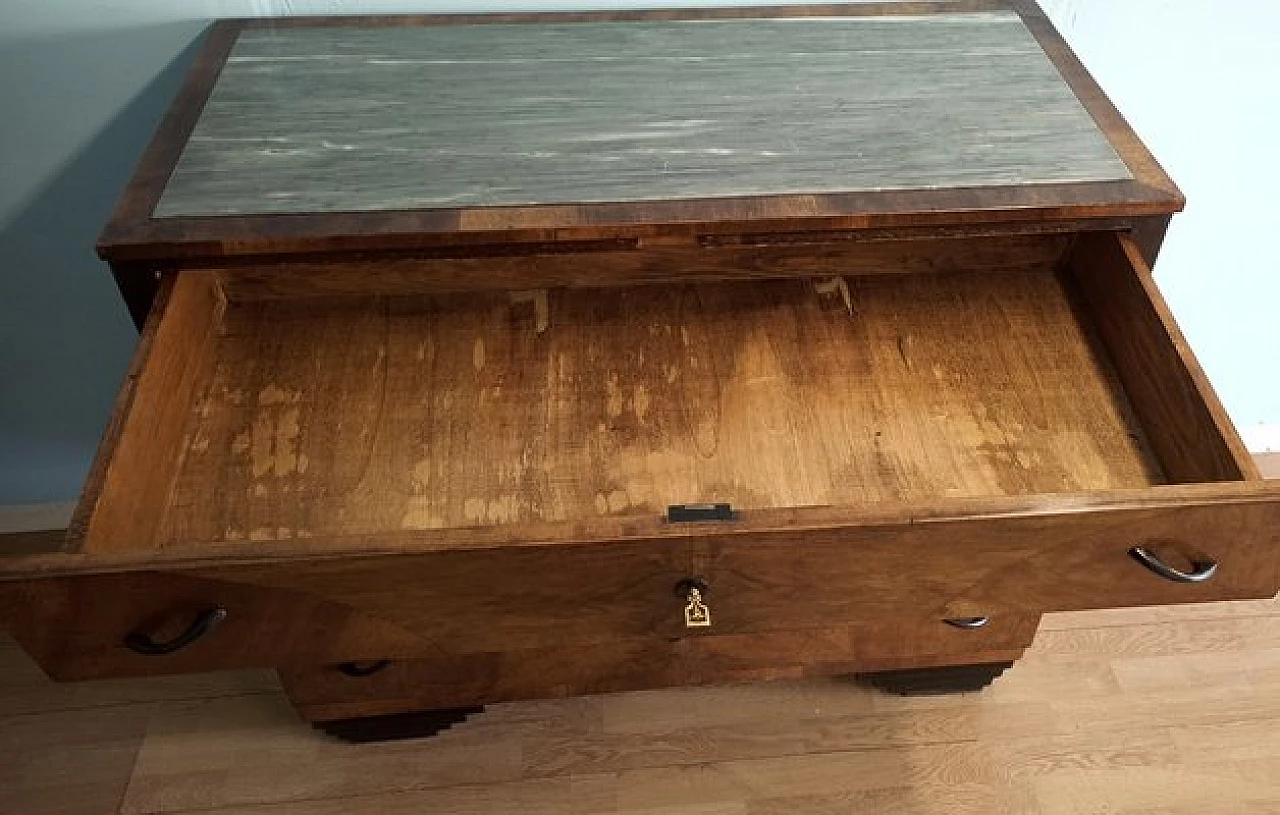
xmin=280 ymin=615 xmax=1039 ymax=721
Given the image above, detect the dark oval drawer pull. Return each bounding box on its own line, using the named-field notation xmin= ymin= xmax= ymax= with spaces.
xmin=124 ymin=606 xmax=228 ymax=655
xmin=337 ymin=660 xmax=391 ymax=677
xmin=943 ymin=616 xmax=990 ymax=629
xmin=1129 ymin=546 xmax=1218 ymax=583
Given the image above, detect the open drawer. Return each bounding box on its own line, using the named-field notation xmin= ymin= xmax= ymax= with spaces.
xmin=4 ymin=230 xmax=1279 ymax=678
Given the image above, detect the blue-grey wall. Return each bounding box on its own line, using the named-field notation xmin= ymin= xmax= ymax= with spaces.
xmin=0 ymin=0 xmax=1275 ymax=504
xmin=0 ymin=21 xmax=207 ymax=503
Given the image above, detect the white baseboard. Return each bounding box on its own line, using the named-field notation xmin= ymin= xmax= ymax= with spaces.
xmin=0 ymin=501 xmax=76 ymax=535
xmin=1239 ymin=423 xmax=1280 ymax=454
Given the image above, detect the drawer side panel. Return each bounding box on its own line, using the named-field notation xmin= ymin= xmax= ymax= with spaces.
xmin=1066 ymin=232 xmax=1256 ymax=482
xmin=72 ymin=274 xmax=225 ymax=553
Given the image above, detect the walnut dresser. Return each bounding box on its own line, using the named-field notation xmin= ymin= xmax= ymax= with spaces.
xmin=4 ymin=1 xmax=1278 ymax=742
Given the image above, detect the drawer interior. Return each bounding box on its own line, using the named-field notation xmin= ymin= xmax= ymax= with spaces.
xmin=74 ymin=231 xmax=1254 ymax=552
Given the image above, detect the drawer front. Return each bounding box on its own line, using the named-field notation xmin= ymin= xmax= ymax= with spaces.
xmin=0 ymin=571 xmax=426 ymax=680
xmin=280 ymin=614 xmax=1040 ymax=719
xmin=696 ymin=498 xmax=1280 ymax=636
xmin=14 ymin=493 xmax=1271 ymax=681
xmin=195 ymin=493 xmax=1280 ymax=657
xmin=55 ymin=232 xmax=1275 ymax=674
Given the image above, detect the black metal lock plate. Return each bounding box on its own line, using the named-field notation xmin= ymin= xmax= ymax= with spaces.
xmin=666 ymin=503 xmax=736 ymax=522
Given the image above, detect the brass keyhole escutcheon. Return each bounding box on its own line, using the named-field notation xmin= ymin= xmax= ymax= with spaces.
xmin=684 ymin=587 xmax=711 ymax=628
xmin=676 ymin=578 xmax=711 ymax=628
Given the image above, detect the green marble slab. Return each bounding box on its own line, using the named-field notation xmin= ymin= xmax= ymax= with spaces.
xmin=154 ymin=12 xmax=1130 ymax=217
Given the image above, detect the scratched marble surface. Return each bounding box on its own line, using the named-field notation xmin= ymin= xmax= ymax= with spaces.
xmin=154 ymin=12 xmax=1131 ymax=217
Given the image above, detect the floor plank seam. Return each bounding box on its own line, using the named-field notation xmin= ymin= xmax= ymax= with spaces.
xmin=0 ymin=689 xmax=283 ymax=720
xmin=126 ymin=710 xmax=1280 ymax=809
xmin=1038 ymin=610 xmax=1280 ymax=631
xmin=115 ymin=721 xmax=153 ymax=815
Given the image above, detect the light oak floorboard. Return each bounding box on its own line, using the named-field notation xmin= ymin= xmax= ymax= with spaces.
xmin=1 ymin=460 xmax=1276 ymax=814
xmin=0 ymin=596 xmax=1274 ymax=815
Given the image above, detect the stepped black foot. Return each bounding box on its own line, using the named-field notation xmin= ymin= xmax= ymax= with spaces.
xmin=857 ymin=661 xmax=1014 ymax=696
xmin=315 ymin=705 xmax=485 ymax=742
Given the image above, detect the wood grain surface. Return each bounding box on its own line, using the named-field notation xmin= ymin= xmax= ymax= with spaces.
xmin=5 ymin=594 xmax=1279 ymax=814
xmin=0 ymin=570 xmax=428 ymax=682
xmin=155 ymin=13 xmax=1128 ymax=217
xmin=72 ymin=274 xmax=224 ymax=553
xmin=1067 ymin=233 xmax=1257 ymax=483
xmin=278 ymin=616 xmax=1039 ymax=719
xmin=154 ymin=494 xmax=1278 ymax=662
xmin=8 ymin=482 xmax=1279 ymax=687
xmin=156 ymin=265 xmax=1160 ymax=543
xmin=210 ymin=230 xmax=1078 ymax=300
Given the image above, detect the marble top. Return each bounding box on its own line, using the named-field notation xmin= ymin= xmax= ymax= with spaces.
xmin=154 ymin=13 xmax=1130 ymax=218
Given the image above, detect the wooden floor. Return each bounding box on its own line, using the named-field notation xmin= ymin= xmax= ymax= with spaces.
xmin=0 ymin=598 xmax=1277 ymax=815
xmin=4 ymin=453 xmax=1278 ymax=814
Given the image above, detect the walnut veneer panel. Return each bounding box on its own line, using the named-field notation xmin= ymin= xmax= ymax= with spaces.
xmin=0 ymin=571 xmax=427 ymax=681
xmin=157 ymin=267 xmax=1160 ymax=544
xmin=154 ymin=13 xmax=1129 ymax=217
xmin=279 ymin=616 xmax=1040 ymax=718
